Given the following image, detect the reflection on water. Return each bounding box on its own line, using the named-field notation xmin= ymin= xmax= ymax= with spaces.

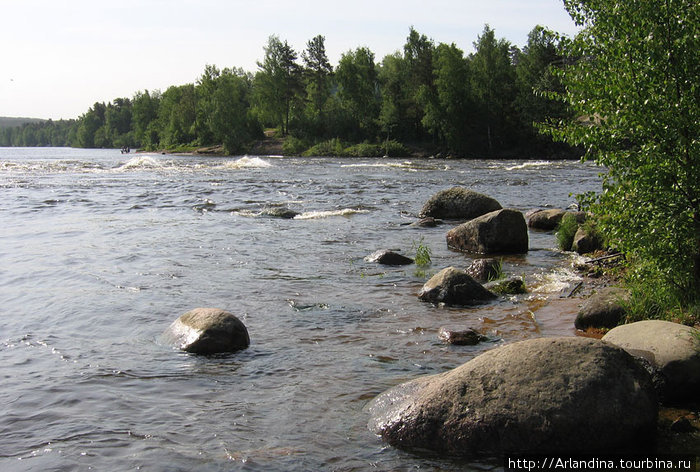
xmin=0 ymin=148 xmax=602 ymax=471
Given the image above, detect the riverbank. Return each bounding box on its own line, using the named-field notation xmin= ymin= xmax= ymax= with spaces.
xmin=141 ymin=133 xmax=580 ymax=160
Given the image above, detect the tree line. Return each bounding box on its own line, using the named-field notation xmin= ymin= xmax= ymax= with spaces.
xmin=1 ymin=25 xmax=574 ymax=157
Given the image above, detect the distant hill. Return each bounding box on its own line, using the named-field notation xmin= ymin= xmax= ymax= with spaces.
xmin=0 ymin=117 xmax=46 ymax=129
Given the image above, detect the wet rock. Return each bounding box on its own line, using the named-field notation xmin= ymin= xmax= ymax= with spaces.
xmin=261 ymin=206 xmax=299 ymax=219
xmin=418 ymin=267 xmax=496 ymax=306
xmin=411 ymin=217 xmax=442 ymax=227
xmin=419 ymin=187 xmax=502 ymax=220
xmin=465 ymin=258 xmax=501 ymax=283
xmin=163 ymin=308 xmax=250 ymax=354
xmin=367 ymin=337 xmax=657 ymax=456
xmin=572 ymin=226 xmax=604 ymax=254
xmin=438 ymin=327 xmax=488 ymax=345
xmin=527 ymin=209 xmax=586 ymax=230
xmin=603 ymin=320 xmax=700 ymax=402
xmin=484 ymin=276 xmax=527 ymax=295
xmin=526 ymin=208 xmax=567 ymax=230
xmin=574 ymin=287 xmax=627 ymax=330
xmin=364 ymin=249 xmax=414 ymax=266
xmin=446 ymin=209 xmax=528 ymax=254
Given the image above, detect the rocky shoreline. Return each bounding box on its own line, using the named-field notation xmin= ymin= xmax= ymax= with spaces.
xmin=159 ymin=184 xmax=700 ymax=459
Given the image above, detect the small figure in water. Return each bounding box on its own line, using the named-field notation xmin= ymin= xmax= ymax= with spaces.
xmin=121 ymin=146 xmax=130 ymax=154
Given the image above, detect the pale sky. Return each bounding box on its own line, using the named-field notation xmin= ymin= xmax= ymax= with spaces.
xmin=1 ymin=0 xmax=579 ymax=120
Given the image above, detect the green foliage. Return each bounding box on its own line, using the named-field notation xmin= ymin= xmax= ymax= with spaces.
xmin=4 ymin=25 xmax=577 ymax=157
xmin=487 ymin=259 xmax=505 ymax=282
xmin=412 ymin=237 xmax=432 ymax=267
xmin=302 ymin=138 xmax=346 ymax=157
xmin=282 ymin=135 xmax=309 ymax=156
xmin=547 ymin=0 xmax=700 ymax=314
xmin=556 ymin=213 xmax=580 ymax=251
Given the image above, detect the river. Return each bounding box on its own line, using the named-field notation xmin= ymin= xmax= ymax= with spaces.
xmin=0 ymin=148 xmax=602 ymax=471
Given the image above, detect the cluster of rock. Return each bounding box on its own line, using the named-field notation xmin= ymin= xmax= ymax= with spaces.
xmin=526 ymin=208 xmax=602 ymax=255
xmin=158 ymin=185 xmax=699 ymax=462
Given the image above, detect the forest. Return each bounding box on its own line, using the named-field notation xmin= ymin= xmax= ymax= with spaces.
xmin=0 ymin=25 xmax=574 ymax=158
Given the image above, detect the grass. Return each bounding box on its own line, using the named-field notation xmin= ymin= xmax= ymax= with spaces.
xmin=555 ymin=213 xmax=579 ymax=251
xmin=412 ymin=237 xmax=432 ymax=267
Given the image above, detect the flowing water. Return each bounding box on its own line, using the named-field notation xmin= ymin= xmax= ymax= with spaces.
xmin=0 ymin=148 xmax=602 ymax=471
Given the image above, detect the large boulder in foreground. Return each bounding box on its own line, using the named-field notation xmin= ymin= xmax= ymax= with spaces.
xmin=367 ymin=337 xmax=657 ymax=456
xmin=446 ymin=209 xmax=528 ymax=254
xmin=602 ymin=320 xmax=700 ymax=402
xmin=419 ymin=187 xmax=502 ymax=220
xmin=163 ymin=308 xmax=250 ymax=354
xmin=418 ymin=267 xmax=497 ymax=306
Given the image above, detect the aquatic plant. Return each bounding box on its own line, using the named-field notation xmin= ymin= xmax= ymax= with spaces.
xmin=412 ymin=237 xmax=432 ymax=267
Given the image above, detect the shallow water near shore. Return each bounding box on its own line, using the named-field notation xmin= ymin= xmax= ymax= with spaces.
xmin=1 ymin=148 xmax=603 ymax=471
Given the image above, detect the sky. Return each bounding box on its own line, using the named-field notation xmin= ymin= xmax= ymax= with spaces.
xmin=1 ymin=0 xmax=580 ymax=120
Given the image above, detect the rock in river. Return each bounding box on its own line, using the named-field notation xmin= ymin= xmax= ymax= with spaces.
xmin=446 ymin=209 xmax=528 ymax=254
xmin=163 ymin=308 xmax=250 ymax=354
xmin=367 ymin=337 xmax=657 ymax=456
xmin=418 ymin=267 xmax=497 ymax=306
xmin=364 ymin=249 xmax=414 ymax=266
xmin=419 ymin=187 xmax=502 ymax=220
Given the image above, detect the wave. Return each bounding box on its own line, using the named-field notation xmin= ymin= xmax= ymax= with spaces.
xmin=502 ymin=161 xmax=553 ymax=171
xmin=530 ymin=266 xmax=582 ymax=294
xmin=341 ymin=161 xmax=446 ymax=171
xmin=294 ymin=208 xmax=369 ymax=220
xmin=115 ymin=155 xmax=163 ymax=170
xmin=220 ymin=156 xmax=272 ymax=169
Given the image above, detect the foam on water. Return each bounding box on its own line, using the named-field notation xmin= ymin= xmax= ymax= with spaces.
xmin=115 ymin=155 xmax=163 ymax=170
xmin=220 ymin=156 xmax=272 ymax=169
xmin=502 ymin=160 xmax=554 ymax=171
xmin=294 ymin=208 xmax=369 ymax=220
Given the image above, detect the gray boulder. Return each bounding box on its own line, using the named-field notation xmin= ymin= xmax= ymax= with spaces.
xmin=602 ymin=320 xmax=700 ymax=402
xmin=364 ymin=249 xmax=414 ymax=266
xmin=446 ymin=209 xmax=528 ymax=254
xmin=572 ymin=226 xmax=604 ymax=254
xmin=526 ymin=209 xmax=567 ymax=230
xmin=419 ymin=187 xmax=502 ymax=220
xmin=367 ymin=337 xmax=657 ymax=456
xmin=527 ymin=209 xmax=586 ymax=230
xmin=465 ymin=258 xmax=501 ymax=283
xmin=163 ymin=308 xmax=250 ymax=354
xmin=418 ymin=267 xmax=497 ymax=306
xmin=575 ymin=288 xmax=627 ymax=330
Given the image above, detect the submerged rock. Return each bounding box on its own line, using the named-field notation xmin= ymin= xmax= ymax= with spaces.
xmin=419 ymin=187 xmax=502 ymax=220
xmin=364 ymin=249 xmax=414 ymax=266
xmin=446 ymin=209 xmax=528 ymax=254
xmin=438 ymin=327 xmax=488 ymax=345
xmin=484 ymin=276 xmax=527 ymax=295
xmin=418 ymin=267 xmax=496 ymax=306
xmin=411 ymin=217 xmax=443 ymax=227
xmin=603 ymin=320 xmax=700 ymax=402
xmin=260 ymin=206 xmax=299 ymax=219
xmin=163 ymin=308 xmax=250 ymax=354
xmin=367 ymin=337 xmax=657 ymax=456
